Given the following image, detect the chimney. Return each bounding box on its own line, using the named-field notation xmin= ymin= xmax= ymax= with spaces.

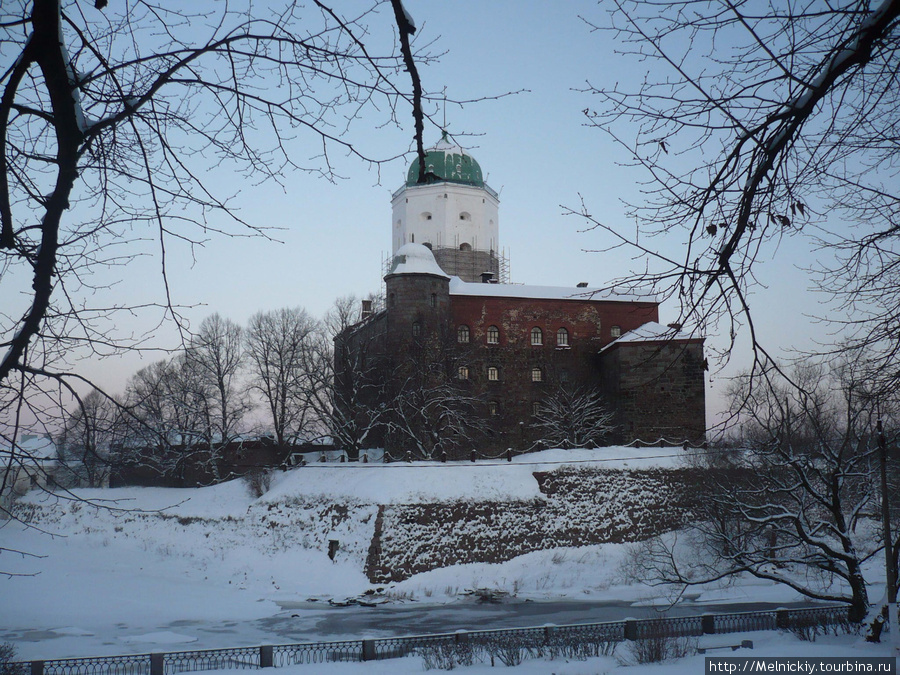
xmin=481 ymin=272 xmax=494 ymax=284
xmin=361 ymin=299 xmax=373 ymax=318
xmin=576 ymin=282 xmax=588 ymax=288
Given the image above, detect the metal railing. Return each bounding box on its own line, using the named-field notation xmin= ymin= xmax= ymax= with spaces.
xmin=15 ymin=605 xmax=850 ymax=675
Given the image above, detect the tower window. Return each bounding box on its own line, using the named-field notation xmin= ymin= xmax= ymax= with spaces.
xmin=531 ymin=367 xmax=543 ymax=383
xmin=459 ymin=212 xmax=471 ymax=221
xmin=556 ymin=327 xmax=569 ymax=347
xmin=423 ymin=242 xmax=433 ymax=250
xmin=487 ymin=325 xmax=500 ymax=344
xmin=611 ymin=325 xmax=622 ymax=338
xmin=531 ymin=327 xmax=543 ymax=346
xmin=430 ymin=293 xmax=437 ymax=308
xmin=487 ymin=366 xmax=500 ymax=381
xmin=459 ymin=242 xmax=473 ymax=252
xmin=457 ymin=325 xmax=470 ymax=343
xmin=458 ymin=366 xmax=469 ymax=380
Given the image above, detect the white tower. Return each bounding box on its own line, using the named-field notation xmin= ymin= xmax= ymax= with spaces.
xmin=391 ymin=133 xmax=502 ymax=282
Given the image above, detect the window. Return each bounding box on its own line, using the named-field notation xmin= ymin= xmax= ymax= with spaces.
xmin=487 ymin=325 xmax=500 ymax=344
xmin=458 ymin=366 xmax=469 ymax=380
xmin=389 ymin=293 xmax=395 ymax=307
xmin=459 ymin=242 xmax=472 ymax=251
xmin=487 ymin=366 xmax=499 ymax=381
xmin=556 ymin=327 xmax=569 ymax=346
xmin=421 ymin=212 xmax=432 ymax=221
xmin=423 ymin=242 xmax=433 ymax=250
xmin=412 ymin=322 xmax=421 ymax=338
xmin=532 ymin=401 xmax=541 ymax=416
xmin=559 ymin=369 xmax=570 ymax=383
xmin=531 ymin=367 xmax=543 ymax=382
xmin=459 ymin=212 xmax=471 ymax=221
xmin=488 ymin=401 xmax=499 ymax=416
xmin=457 ymin=325 xmax=470 ymax=343
xmin=531 ymin=327 xmax=543 ymax=346
xmin=611 ymin=325 xmax=622 ymax=338
xmin=430 ymin=293 xmax=437 ymax=308
xmin=411 ymin=233 xmax=415 ymax=243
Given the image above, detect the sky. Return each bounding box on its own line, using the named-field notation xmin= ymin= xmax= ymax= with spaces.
xmin=15 ymin=1 xmax=837 ymax=424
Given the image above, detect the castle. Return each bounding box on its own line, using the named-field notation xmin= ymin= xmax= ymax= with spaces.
xmin=334 ymin=134 xmax=706 ymax=458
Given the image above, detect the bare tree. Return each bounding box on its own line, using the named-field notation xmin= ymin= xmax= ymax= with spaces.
xmin=245 ymin=307 xmax=318 ymax=447
xmin=531 ymin=385 xmax=615 ymax=450
xmin=577 ymin=0 xmax=900 ymax=383
xmin=634 ymin=362 xmax=887 ymax=622
xmin=56 ymin=389 xmax=123 ymax=488
xmin=0 ymin=0 xmax=431 ymax=521
xmin=184 ymin=314 xmax=248 ymax=479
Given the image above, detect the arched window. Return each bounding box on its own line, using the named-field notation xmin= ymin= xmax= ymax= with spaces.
xmin=423 ymin=242 xmax=433 ymax=250
xmin=531 ymin=367 xmax=543 ymax=382
xmin=459 ymin=212 xmax=471 ymax=221
xmin=487 ymin=366 xmax=500 ymax=381
xmin=458 ymin=325 xmax=470 ymax=343
xmin=459 ymin=242 xmax=473 ymax=252
xmin=421 ymin=211 xmax=432 ymax=221
xmin=611 ymin=325 xmax=622 ymax=338
xmin=487 ymin=325 xmax=500 ymax=344
xmin=531 ymin=327 xmax=543 ymax=346
xmin=430 ymin=293 xmax=437 ymax=308
xmin=556 ymin=327 xmax=569 ymax=346
xmin=488 ymin=401 xmax=499 ymax=416
xmin=458 ymin=366 xmax=469 ymax=380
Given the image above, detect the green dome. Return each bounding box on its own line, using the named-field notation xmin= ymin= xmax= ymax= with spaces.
xmin=406 ymin=132 xmax=484 ymax=187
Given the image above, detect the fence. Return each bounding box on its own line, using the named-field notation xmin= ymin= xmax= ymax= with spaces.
xmin=17 ymin=605 xmax=849 ymax=675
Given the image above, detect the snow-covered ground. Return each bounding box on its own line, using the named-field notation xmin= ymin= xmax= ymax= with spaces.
xmin=1 ymin=448 xmax=895 ymax=664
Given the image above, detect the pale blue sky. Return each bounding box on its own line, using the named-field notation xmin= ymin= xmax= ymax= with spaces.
xmin=69 ymin=1 xmax=832 ymax=422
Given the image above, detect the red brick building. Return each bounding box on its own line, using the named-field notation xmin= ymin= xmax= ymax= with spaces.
xmin=335 ymin=136 xmax=706 ymax=457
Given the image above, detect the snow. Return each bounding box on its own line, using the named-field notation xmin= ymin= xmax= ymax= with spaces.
xmin=3 ymin=448 xmax=895 ymax=663
xmin=387 ymin=243 xmax=450 ymax=278
xmin=449 ymin=276 xmax=657 ymax=303
xmin=600 ymin=321 xmax=701 ymax=351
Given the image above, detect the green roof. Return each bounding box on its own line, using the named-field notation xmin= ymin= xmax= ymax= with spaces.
xmin=406 ymin=132 xmax=484 ymax=188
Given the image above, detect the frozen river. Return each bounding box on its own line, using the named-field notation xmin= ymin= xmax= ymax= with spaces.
xmin=4 ymin=598 xmax=817 ymax=661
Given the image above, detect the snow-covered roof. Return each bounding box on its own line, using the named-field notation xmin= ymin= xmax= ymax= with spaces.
xmin=600 ymin=321 xmax=702 ymax=352
xmin=387 ymin=243 xmax=451 ymax=279
xmin=1 ymin=433 xmax=58 ymax=466
xmin=449 ymin=276 xmax=656 ymax=303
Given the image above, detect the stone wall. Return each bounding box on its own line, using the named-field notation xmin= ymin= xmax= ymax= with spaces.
xmin=365 ymin=466 xmax=709 ymax=583
xmin=600 ymin=340 xmax=706 ymax=444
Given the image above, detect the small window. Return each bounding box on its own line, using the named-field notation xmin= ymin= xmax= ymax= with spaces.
xmin=459 ymin=242 xmax=472 ymax=252
xmin=430 ymin=293 xmax=437 ymax=308
xmin=411 ymin=233 xmax=415 ymax=242
xmin=488 ymin=401 xmax=499 ymax=416
xmin=531 ymin=327 xmax=543 ymax=346
xmin=458 ymin=325 xmax=470 ymax=343
xmin=421 ymin=212 xmax=432 ymax=221
xmin=487 ymin=325 xmax=500 ymax=344
xmin=532 ymin=401 xmax=541 ymax=416
xmin=458 ymin=366 xmax=469 ymax=380
xmin=531 ymin=367 xmax=543 ymax=383
xmin=611 ymin=325 xmax=622 ymax=338
xmin=556 ymin=327 xmax=569 ymax=346
xmin=423 ymin=242 xmax=433 ymax=250
xmin=412 ymin=322 xmax=421 ymax=338
xmin=560 ymin=369 xmax=570 ymax=383
xmin=487 ymin=366 xmax=499 ymax=381
xmin=459 ymin=212 xmax=471 ymax=221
